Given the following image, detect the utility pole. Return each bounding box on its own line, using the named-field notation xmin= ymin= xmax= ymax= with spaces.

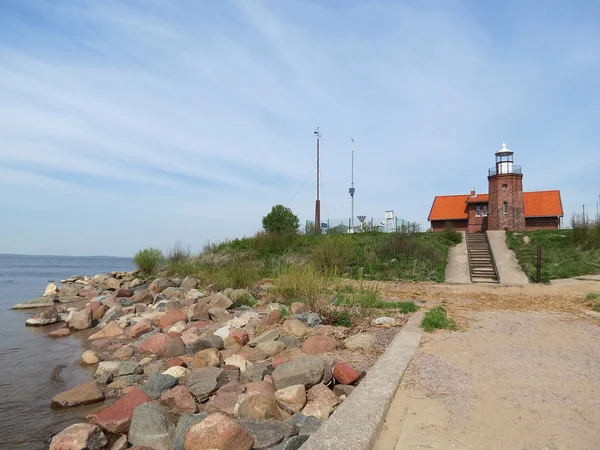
xmin=349 ymin=137 xmax=355 ymax=233
xmin=314 ymin=127 xmax=321 ymax=235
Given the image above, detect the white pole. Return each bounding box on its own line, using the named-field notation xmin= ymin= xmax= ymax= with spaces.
xmin=350 ymin=137 xmax=355 ymax=233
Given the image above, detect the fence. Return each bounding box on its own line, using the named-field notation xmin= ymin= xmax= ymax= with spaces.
xmin=303 ymin=216 xmax=421 ymax=235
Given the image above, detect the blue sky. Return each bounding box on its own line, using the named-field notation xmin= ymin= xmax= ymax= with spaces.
xmin=0 ymin=0 xmax=598 ymax=257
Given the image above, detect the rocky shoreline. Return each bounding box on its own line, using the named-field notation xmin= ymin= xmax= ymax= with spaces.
xmin=16 ymin=271 xmax=408 ymax=450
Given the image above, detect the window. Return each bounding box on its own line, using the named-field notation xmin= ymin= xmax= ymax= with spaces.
xmin=503 ymin=202 xmax=508 ymax=214
xmin=483 ymin=206 xmax=488 ymax=217
xmin=476 ymin=206 xmax=481 ymax=217
xmin=502 ymin=184 xmax=508 ymax=191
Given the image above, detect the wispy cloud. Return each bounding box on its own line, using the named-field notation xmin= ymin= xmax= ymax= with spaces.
xmin=0 ymin=0 xmax=598 ymax=255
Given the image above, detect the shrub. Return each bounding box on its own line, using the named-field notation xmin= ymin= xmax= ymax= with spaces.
xmin=166 ymin=240 xmax=191 ymax=263
xmin=587 ymin=292 xmax=599 ymax=301
xmin=328 ymin=310 xmax=353 ymax=327
xmin=310 ymin=236 xmax=355 ymax=274
xmin=442 ymin=224 xmax=463 ymax=244
xmin=232 ymin=293 xmax=257 ymax=308
xmin=133 ymin=248 xmax=164 ymax=274
xmin=273 ymin=264 xmax=333 ymax=311
xmin=571 ymin=214 xmax=600 ymax=250
xmin=252 ymin=231 xmax=299 ymax=256
xmin=593 ymin=303 xmax=600 ymax=312
xmin=421 ymin=306 xmax=457 ymax=332
xmin=262 ymin=205 xmax=300 ymax=234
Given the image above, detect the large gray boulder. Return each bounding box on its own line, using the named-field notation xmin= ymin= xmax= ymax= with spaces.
xmin=128 ymin=403 xmax=175 ymax=450
xmin=186 ymin=367 xmax=227 ymax=402
xmin=26 ymin=307 xmax=58 ymax=326
xmin=142 ymin=373 xmax=178 ymax=400
xmin=271 ymin=357 xmax=325 ymax=390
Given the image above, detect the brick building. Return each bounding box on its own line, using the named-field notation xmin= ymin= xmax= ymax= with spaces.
xmin=428 ymin=143 xmax=563 ymax=233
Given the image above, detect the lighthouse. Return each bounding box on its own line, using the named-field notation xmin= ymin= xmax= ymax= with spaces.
xmin=487 ymin=142 xmax=525 ymax=231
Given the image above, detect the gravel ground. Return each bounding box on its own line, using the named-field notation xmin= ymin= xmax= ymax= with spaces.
xmin=375 ymin=310 xmax=600 ymax=450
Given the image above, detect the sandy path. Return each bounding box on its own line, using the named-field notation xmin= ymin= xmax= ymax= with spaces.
xmin=374 ymin=309 xmax=600 ymax=450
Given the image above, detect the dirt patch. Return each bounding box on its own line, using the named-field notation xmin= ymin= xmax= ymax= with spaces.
xmin=375 ymin=310 xmax=600 ymax=450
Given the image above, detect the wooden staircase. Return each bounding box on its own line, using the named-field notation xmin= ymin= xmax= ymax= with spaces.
xmin=467 ymin=233 xmax=499 ymax=283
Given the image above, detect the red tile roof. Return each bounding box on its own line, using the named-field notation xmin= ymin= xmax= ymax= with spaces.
xmin=428 ymin=195 xmax=469 ymax=221
xmin=428 ymin=190 xmax=563 ymax=221
xmin=523 ymin=190 xmax=564 ymax=217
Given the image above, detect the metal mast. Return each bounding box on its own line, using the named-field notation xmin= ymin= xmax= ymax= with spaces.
xmin=314 ymin=127 xmax=321 ymax=234
xmin=349 ymin=137 xmax=355 ymax=233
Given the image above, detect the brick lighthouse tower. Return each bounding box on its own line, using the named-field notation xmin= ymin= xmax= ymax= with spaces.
xmin=487 ymin=142 xmax=525 ymax=230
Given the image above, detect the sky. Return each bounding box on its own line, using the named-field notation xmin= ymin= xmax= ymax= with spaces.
xmin=0 ymin=0 xmax=599 ymax=257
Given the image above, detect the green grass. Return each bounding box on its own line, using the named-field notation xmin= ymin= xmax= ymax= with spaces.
xmin=231 ymin=293 xmax=257 ymax=308
xmin=587 ymin=292 xmax=600 ymax=301
xmin=592 ymin=303 xmax=600 ymax=312
xmin=333 ymin=290 xmax=419 ymax=314
xmin=421 ymin=306 xmax=457 ymax=332
xmin=506 ymin=229 xmax=600 ymax=282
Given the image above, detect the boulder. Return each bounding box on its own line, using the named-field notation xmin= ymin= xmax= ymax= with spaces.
xmin=213 ymin=325 xmax=231 ymax=340
xmin=115 ymin=287 xmax=133 ymax=298
xmin=49 ymin=423 xmax=107 ymax=450
xmin=184 ymin=413 xmax=254 ymax=450
xmin=289 ymin=412 xmax=321 ymax=435
xmin=44 ymin=283 xmax=60 ymax=297
xmin=282 ymin=319 xmax=310 ymax=338
xmin=371 ymin=316 xmax=396 ymax=326
xmin=58 ymin=283 xmax=81 ymax=299
xmin=98 ymin=306 xmax=124 ymax=328
xmin=227 ymin=311 xmax=260 ymax=328
xmin=206 ymin=292 xmax=233 ymax=309
xmin=104 ymin=277 xmax=122 ymax=291
xmin=192 ymin=348 xmax=223 ymax=368
xmin=186 ymin=367 xmax=226 ymax=402
xmin=169 ymin=321 xmax=187 ymax=334
xmin=136 ymin=333 xmax=168 ymax=355
xmin=157 ymin=311 xmax=186 ymax=329
xmin=208 ymin=307 xmax=231 ymax=323
xmin=13 ymin=296 xmax=56 ymax=309
xmin=271 ymin=356 xmax=325 ymax=390
xmin=278 ymin=336 xmax=300 ymax=349
xmin=129 ymin=403 xmax=175 ymax=450
xmin=301 ymin=383 xmax=340 ymax=421
xmin=51 ymin=382 xmax=105 ymax=408
xmin=237 ymin=419 xmax=298 ymax=450
xmin=333 ymin=362 xmax=360 ymax=385
xmin=110 ymin=435 xmax=128 ymax=450
xmin=90 ymin=302 xmax=108 ymax=321
xmin=128 ymin=318 xmax=153 ymax=339
xmin=248 ymin=330 xmax=280 ymax=347
xmin=245 ymin=380 xmax=275 ymax=397
xmin=132 ymin=289 xmax=153 ymax=305
xmin=204 ymin=386 xmax=241 ymax=416
xmin=333 ymin=384 xmax=355 ymax=398
xmin=180 ymin=276 xmax=199 ymax=291
xmin=257 ymin=341 xmax=286 ymax=357
xmin=187 ymin=303 xmax=210 ymax=322
xmin=160 ymin=385 xmax=197 ymax=415
xmin=149 ymin=278 xmax=176 ymax=297
xmin=88 ymin=322 xmax=125 ymax=340
xmin=344 ymin=333 xmax=377 ymax=351
xmin=185 ymin=335 xmax=224 ymax=354
xmin=224 ymin=354 xmax=248 ymax=372
xmin=163 ymin=366 xmax=189 ymax=379
xmin=93 ymin=388 xmax=151 ymax=434
xmin=142 ymin=373 xmax=178 ymax=400
xmin=26 ymin=307 xmax=58 ymax=326
xmin=237 ymin=394 xmax=281 ymax=420
xmin=67 ymin=308 xmax=93 ymax=330
xmin=118 ymin=361 xmax=143 ymax=377
xmin=165 ymin=356 xmax=187 ymax=369
xmin=294 ymin=313 xmax=323 ymax=328
xmin=173 ymin=414 xmax=208 ymax=450
xmin=229 ymin=329 xmax=249 ymax=346
xmin=94 ymin=361 xmax=120 ymax=378
xmin=290 ymin=302 xmax=309 ymax=314
xmin=113 ymin=345 xmax=135 ymax=360
xmin=271 ymin=435 xmax=309 ymax=450
xmin=48 ymin=328 xmax=71 ymax=338
xmin=274 ymin=385 xmax=306 ymax=414
xmin=301 ymin=335 xmax=336 ymax=355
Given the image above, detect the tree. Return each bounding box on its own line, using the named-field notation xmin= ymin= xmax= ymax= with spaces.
xmin=262 ymin=204 xmax=300 ymax=233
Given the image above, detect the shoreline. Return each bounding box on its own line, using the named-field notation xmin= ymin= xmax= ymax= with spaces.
xmin=17 ymin=269 xmax=413 ymax=449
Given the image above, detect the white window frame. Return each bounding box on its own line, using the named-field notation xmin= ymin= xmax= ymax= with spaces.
xmin=476 ymin=206 xmax=481 ymax=217
xmin=503 ymin=202 xmax=508 ymax=214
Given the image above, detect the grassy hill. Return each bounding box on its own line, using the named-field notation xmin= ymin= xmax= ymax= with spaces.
xmin=162 ymin=229 xmax=462 ymax=290
xmin=506 ymin=222 xmax=600 ymax=282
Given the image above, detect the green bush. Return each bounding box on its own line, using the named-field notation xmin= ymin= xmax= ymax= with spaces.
xmin=310 ymin=236 xmax=355 ymax=274
xmin=571 ymin=215 xmax=600 ymax=250
xmin=252 ymin=231 xmax=299 ymax=256
xmin=133 ymin=248 xmax=164 ymax=274
xmin=593 ymin=303 xmax=600 ymax=312
xmin=262 ymin=205 xmax=300 ymax=234
xmin=442 ymin=224 xmax=463 ymax=244
xmin=421 ymin=306 xmax=457 ymax=332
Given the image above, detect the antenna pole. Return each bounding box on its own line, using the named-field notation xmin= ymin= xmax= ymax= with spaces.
xmin=349 ymin=137 xmax=356 ymax=233
xmin=314 ymin=128 xmax=321 ymax=235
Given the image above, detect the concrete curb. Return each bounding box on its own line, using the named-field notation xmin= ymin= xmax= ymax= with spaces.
xmin=301 ymin=312 xmax=423 ymax=450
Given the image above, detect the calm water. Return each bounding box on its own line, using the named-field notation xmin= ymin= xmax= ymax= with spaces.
xmin=0 ymin=254 xmax=133 ymax=449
